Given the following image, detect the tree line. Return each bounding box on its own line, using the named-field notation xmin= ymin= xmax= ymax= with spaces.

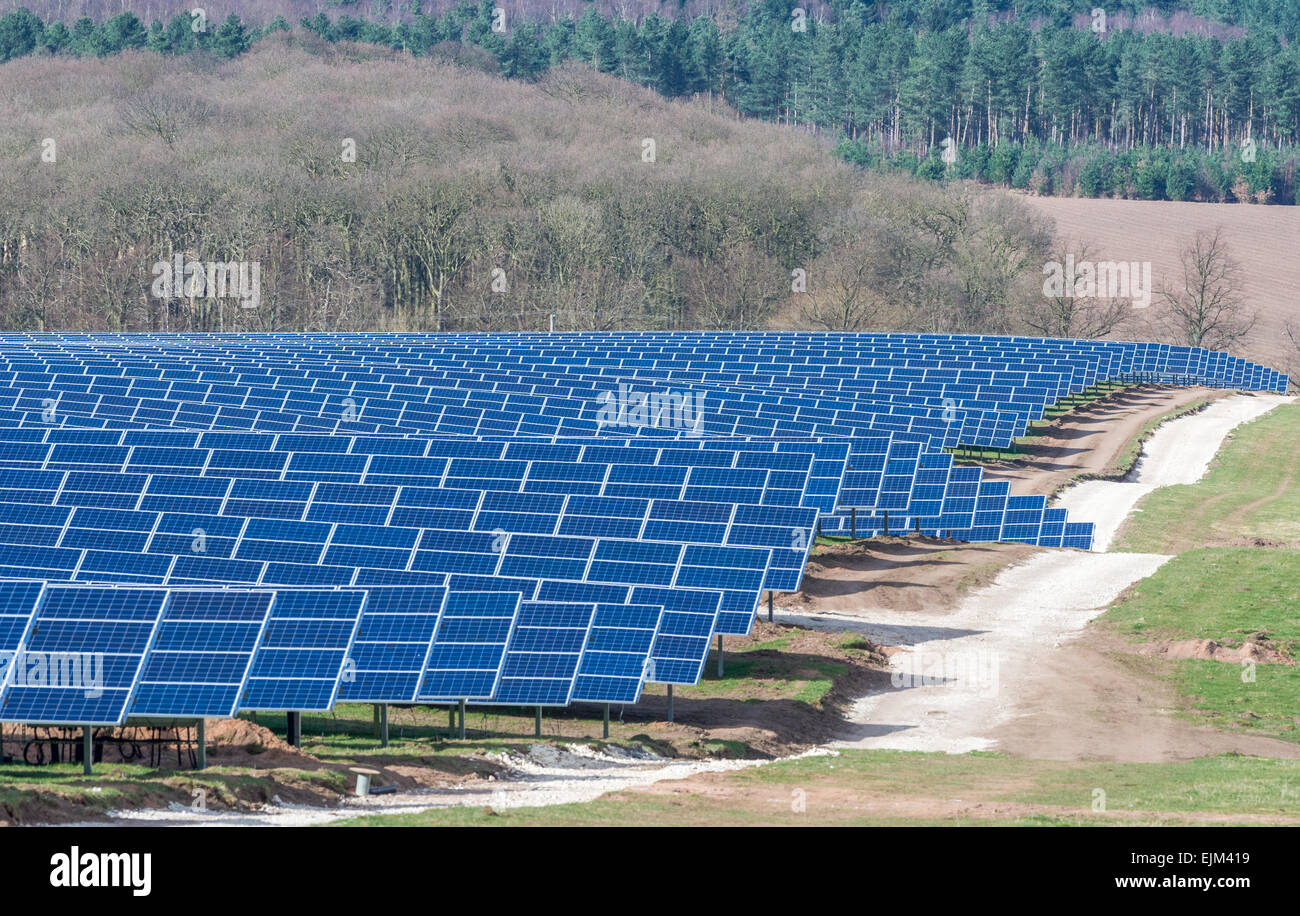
xmin=0 ymin=38 xmax=1185 ymax=343
xmin=2 ymin=1 xmax=1300 ymax=202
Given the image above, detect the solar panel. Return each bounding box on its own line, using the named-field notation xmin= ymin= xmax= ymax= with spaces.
xmin=0 ymin=331 xmax=1280 ymax=723
xmin=0 ymin=585 xmax=166 ymax=725
xmin=0 ymin=580 xmax=48 ymax=691
xmin=129 ymin=590 xmax=275 ymax=719
xmin=417 ymin=591 xmax=518 ymax=701
xmin=239 ymin=590 xmax=365 ymax=712
xmin=573 ymin=602 xmax=664 ymax=704
xmin=494 ymin=601 xmax=596 ymax=705
xmin=331 ymin=585 xmax=448 ymax=704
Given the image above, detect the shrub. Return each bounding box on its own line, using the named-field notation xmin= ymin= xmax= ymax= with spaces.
xmin=916 ymin=154 xmax=947 ymax=182
xmin=988 ymin=141 xmax=1020 ymax=184
xmin=1165 ymin=157 xmax=1195 ymax=201
xmin=1078 ymin=152 xmax=1111 ymax=197
xmin=1133 ymin=152 xmax=1168 ymax=200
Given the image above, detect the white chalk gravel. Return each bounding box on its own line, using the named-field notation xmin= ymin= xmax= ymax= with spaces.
xmin=1055 ymin=393 xmax=1292 ymax=552
xmin=67 ymin=744 xmax=833 ymax=827
xmin=823 ymin=392 xmax=1292 ymax=753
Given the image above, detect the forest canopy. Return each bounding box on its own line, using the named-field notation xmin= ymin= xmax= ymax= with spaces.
xmin=0 ymin=38 xmax=1147 ymax=338
xmin=1 ymin=1 xmax=1298 ymax=202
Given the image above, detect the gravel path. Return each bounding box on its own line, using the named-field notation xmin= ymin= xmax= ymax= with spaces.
xmin=68 ymin=745 xmax=832 ymax=827
xmin=1054 ymin=394 xmax=1292 ymax=551
xmin=819 ymin=392 xmax=1293 ymax=753
xmin=829 ymin=550 xmax=1172 ymax=752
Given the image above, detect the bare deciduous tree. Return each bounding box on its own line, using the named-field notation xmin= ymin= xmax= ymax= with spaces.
xmin=1023 ymin=241 xmax=1132 ymax=339
xmin=1159 ymin=227 xmax=1257 ymax=350
xmin=118 ymin=90 xmax=214 ymax=147
xmin=798 ymin=216 xmax=897 ymax=331
xmin=685 ymin=240 xmax=786 ymax=330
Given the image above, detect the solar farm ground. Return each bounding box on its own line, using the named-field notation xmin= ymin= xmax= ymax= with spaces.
xmin=3 ymin=386 xmax=1298 ymax=826
xmin=0 ymin=620 xmax=888 ymax=825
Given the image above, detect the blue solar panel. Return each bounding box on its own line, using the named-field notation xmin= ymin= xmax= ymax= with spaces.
xmin=130 ymin=590 xmax=274 ymax=718
xmin=417 ymin=591 xmax=519 ymax=701
xmin=0 ymin=580 xmax=47 ymax=689
xmin=240 ymin=590 xmax=365 ymax=711
xmin=494 ymin=601 xmax=596 ymax=705
xmin=332 ymin=585 xmax=447 ymax=703
xmin=573 ymin=602 xmax=664 ymax=704
xmin=0 ymin=585 xmax=166 ymax=725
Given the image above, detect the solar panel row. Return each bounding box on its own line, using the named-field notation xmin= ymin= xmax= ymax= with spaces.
xmin=0 ymin=333 xmax=1269 ymax=543
xmin=0 ymin=332 xmax=1282 ymax=725
xmin=0 ymin=581 xmax=365 ymax=724
xmin=0 ymin=380 xmax=1095 ymax=548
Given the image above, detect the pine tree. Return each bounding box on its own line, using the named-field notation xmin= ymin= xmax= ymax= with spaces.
xmin=212 ymin=14 xmax=251 ymax=58
xmin=0 ymin=8 xmax=45 ymax=62
xmin=687 ymin=16 xmax=723 ymax=96
xmin=575 ymin=10 xmax=617 ymax=74
xmin=100 ymin=12 xmax=147 ymax=54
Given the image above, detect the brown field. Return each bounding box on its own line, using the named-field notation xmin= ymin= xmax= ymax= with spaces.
xmin=1021 ymin=195 xmax=1300 ymax=377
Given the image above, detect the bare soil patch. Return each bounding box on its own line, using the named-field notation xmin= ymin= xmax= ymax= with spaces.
xmin=612 ymin=620 xmax=894 ymax=756
xmin=990 ymin=625 xmax=1300 ymax=762
xmin=205 ymin=718 xmax=317 ymax=769
xmin=1135 ymin=638 xmax=1295 ymax=665
xmin=778 ymin=536 xmax=1037 ymax=617
xmin=818 ymin=395 xmax=1298 ymax=761
xmin=981 ymin=384 xmax=1221 ymax=496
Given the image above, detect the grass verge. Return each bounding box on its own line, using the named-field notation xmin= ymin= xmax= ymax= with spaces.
xmin=1103 ymin=547 xmax=1300 ymax=744
xmin=1114 ymin=401 xmax=1300 ymax=552
xmin=332 ymin=749 xmax=1300 ymax=826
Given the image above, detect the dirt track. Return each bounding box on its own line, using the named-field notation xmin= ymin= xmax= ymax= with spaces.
xmin=778 ymin=385 xmax=1219 ymax=622
xmin=1056 ymin=392 xmax=1289 ymax=551
xmin=802 ymin=393 xmax=1294 ymax=759
xmin=981 ymin=384 xmax=1218 ymax=496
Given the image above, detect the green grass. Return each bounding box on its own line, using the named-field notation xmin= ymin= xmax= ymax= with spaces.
xmin=673 ymin=637 xmax=848 ymax=706
xmin=332 ymin=749 xmax=1300 ymax=826
xmin=1105 ymin=548 xmax=1300 ymax=648
xmin=1011 ymin=754 xmax=1300 ymax=815
xmin=1171 ymin=660 xmax=1300 ymax=743
xmin=1115 ymin=402 xmax=1300 ymax=552
xmin=1104 ymin=547 xmax=1300 ymax=743
xmin=1099 ymin=400 xmax=1300 ymax=745
xmin=251 ymin=704 xmax=695 ymax=760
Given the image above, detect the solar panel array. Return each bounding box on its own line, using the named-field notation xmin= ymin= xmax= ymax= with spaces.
xmin=0 ymin=333 xmax=1284 ymax=724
